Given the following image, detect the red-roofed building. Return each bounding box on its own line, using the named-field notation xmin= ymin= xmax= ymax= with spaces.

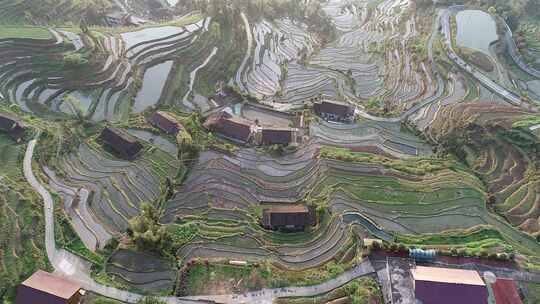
xmin=16 ymin=270 xmax=84 ymax=304
xmin=492 ymin=278 xmax=523 ymax=304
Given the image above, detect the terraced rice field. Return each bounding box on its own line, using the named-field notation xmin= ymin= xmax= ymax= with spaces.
xmin=46 ymin=144 xmax=161 ymax=249
xmin=428 ymin=102 xmax=540 ymax=239
xmin=0 ymin=16 xmax=227 ymax=120
xmin=161 ymin=137 xmax=540 ymax=269
xmin=310 ymin=118 xmax=432 ymax=157
xmin=229 ymin=0 xmax=444 ymax=117
xmin=106 ymin=249 xmax=176 ymax=292
xmin=231 ymin=18 xmax=318 ymax=100
xmin=163 ymin=145 xmax=362 ymax=270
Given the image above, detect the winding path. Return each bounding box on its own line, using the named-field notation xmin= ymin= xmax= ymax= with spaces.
xmin=23 ymin=139 xmax=205 ymax=304
xmin=233 ymin=12 xmax=253 ymax=92
xmin=22 ymin=138 xmax=378 ymax=304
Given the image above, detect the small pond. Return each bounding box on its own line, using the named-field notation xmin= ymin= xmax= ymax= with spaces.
xmin=133 ymin=61 xmax=173 ymax=113
xmin=456 ymin=10 xmax=498 ymax=54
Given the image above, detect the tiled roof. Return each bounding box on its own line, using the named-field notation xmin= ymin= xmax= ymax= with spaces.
xmin=100 ymin=127 xmax=143 ymax=160
xmin=204 ymin=111 xmax=253 ymax=143
xmin=314 ymin=100 xmax=355 ymax=117
xmin=261 ymin=127 xmax=295 ymax=145
xmin=150 ymin=111 xmax=182 ymax=134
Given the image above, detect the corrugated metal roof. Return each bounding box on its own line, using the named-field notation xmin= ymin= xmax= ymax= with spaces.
xmin=21 ymin=270 xmax=81 ymax=299
xmin=411 ymin=266 xmax=486 ymax=286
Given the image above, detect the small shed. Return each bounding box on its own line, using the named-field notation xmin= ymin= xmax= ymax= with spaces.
xmin=16 ymin=270 xmax=84 ymax=304
xmin=260 ymin=127 xmax=296 ymax=146
xmin=313 ymin=100 xmax=356 ymax=123
xmin=203 ymin=111 xmax=254 ymax=144
xmin=100 ymin=127 xmax=143 ymax=160
xmin=409 ymin=248 xmax=437 ymax=261
xmin=149 ymin=111 xmax=183 ymax=135
xmin=262 ymin=205 xmax=310 ymax=231
xmin=411 ymin=266 xmax=488 ymax=304
xmin=0 ymin=112 xmax=26 ymax=142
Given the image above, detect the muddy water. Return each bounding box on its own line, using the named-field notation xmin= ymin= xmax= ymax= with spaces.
xmin=133 ymin=61 xmax=173 ymax=113
xmin=456 ymin=10 xmax=498 ymax=54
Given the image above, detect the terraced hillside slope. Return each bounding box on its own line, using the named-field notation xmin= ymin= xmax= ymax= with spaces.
xmin=0 ymin=0 xmax=113 ymax=25
xmin=162 ymin=142 xmax=540 ymax=272
xmin=1 ymin=0 xmax=540 ymax=302
xmin=428 ymin=102 xmax=540 ymax=237
xmin=226 ymin=0 xmax=444 ymax=116
xmin=0 ymin=114 xmax=49 ymax=301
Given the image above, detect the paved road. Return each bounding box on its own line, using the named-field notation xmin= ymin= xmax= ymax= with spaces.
xmin=503 ymin=24 xmax=540 ymax=79
xmin=24 ymin=139 xmax=210 ymax=304
xmin=233 ymin=11 xmax=252 ymax=93
xmin=186 ymin=260 xmax=376 ymax=304
xmin=23 ymin=139 xmax=380 ymax=304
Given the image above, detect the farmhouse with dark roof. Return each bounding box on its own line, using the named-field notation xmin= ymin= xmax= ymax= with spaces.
xmin=16 ymin=270 xmax=84 ymax=304
xmin=100 ymin=127 xmax=143 ymax=160
xmin=313 ymin=100 xmax=356 ymax=123
xmin=0 ymin=112 xmax=26 ymax=142
xmin=260 ymin=127 xmax=297 ymax=146
xmin=203 ymin=111 xmax=254 ymax=144
xmin=149 ymin=111 xmax=183 ymax=135
xmin=262 ymin=205 xmax=311 ymax=231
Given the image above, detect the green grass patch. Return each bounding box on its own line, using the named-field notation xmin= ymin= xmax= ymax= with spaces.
xmin=513 ymin=115 xmax=540 ymax=129
xmin=185 ymin=263 xmax=259 ymax=295
xmin=394 ymin=226 xmax=512 ymax=254
xmin=0 ymin=26 xmax=52 ymax=39
xmin=319 ymin=146 xmax=470 ymax=176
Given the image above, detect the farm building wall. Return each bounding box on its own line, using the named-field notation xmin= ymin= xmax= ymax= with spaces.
xmin=15 ymin=285 xmax=81 ymax=304
xmin=414 ymin=280 xmax=488 ymax=304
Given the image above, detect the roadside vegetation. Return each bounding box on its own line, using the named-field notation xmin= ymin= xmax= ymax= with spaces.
xmin=275 ymin=278 xmax=383 ymax=304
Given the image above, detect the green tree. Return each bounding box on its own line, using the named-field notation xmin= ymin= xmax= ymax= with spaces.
xmin=128 ymin=203 xmax=172 ymax=254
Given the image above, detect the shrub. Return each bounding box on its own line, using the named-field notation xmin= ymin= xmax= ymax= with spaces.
xmin=497 ymin=253 xmax=509 ymax=261
xmin=63 ymin=53 xmax=88 ymax=67
xmin=137 ymin=297 xmax=165 ymax=304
